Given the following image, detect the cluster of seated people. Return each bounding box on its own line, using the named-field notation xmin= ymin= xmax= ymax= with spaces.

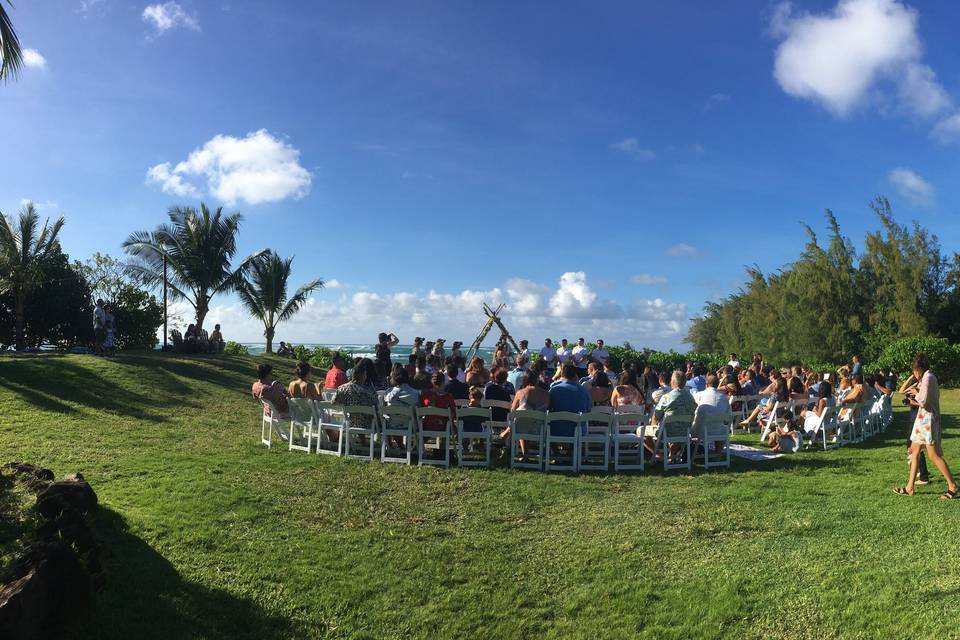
xmin=251 ymin=348 xmax=895 ymax=460
xmin=171 ymin=323 xmax=225 ymax=354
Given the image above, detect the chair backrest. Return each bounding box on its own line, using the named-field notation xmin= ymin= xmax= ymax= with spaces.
xmin=454 ymin=398 xmax=471 ymax=408
xmin=287 ymin=397 xmax=314 ymax=423
xmin=481 ymin=399 xmax=512 ymax=411
xmin=380 ymin=404 xmax=415 ymax=429
xmin=613 ymin=412 xmax=644 ymax=433
xmin=698 ymin=411 xmax=731 ymax=437
xmin=581 ymin=411 xmax=612 ymax=435
xmin=456 ymin=406 xmax=491 ymax=431
xmin=171 ymin=329 xmax=183 ymax=345
xmin=614 ymin=404 xmax=644 ymax=414
xmin=315 ymin=400 xmax=344 ymax=426
xmin=260 ymin=398 xmax=278 ymax=416
xmin=546 ymin=411 xmax=583 ymax=438
xmin=416 ymin=406 xmax=453 ymax=419
xmin=321 ymin=389 xmax=337 ymax=402
xmin=660 ymin=413 xmax=693 ymax=438
xmin=510 ymin=409 xmax=547 ymax=435
xmin=342 ymin=404 xmax=380 ymax=429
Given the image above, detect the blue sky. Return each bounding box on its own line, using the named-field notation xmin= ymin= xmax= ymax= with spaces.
xmin=3 ymin=0 xmax=959 ymax=348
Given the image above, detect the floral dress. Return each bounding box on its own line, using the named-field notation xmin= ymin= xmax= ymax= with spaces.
xmin=910 ymin=370 xmax=941 ymax=446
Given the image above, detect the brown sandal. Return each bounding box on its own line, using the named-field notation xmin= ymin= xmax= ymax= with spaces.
xmin=893 ymin=487 xmax=914 ymax=496
xmin=941 ymin=489 xmax=960 ymax=500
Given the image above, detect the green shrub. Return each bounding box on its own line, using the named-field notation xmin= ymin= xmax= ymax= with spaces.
xmin=223 ymin=341 xmax=249 ymax=356
xmin=875 ymin=336 xmax=960 ymax=386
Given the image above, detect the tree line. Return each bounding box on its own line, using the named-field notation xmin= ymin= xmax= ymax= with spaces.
xmin=0 ymin=201 xmax=322 ymax=353
xmin=687 ymin=197 xmax=960 ymax=366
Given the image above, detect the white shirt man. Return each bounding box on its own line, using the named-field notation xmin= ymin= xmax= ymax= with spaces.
xmin=693 ymin=375 xmax=730 ymax=429
xmin=540 ymin=340 xmax=557 ymax=369
xmin=571 ymin=339 xmax=589 ymax=370
xmin=590 ymin=340 xmax=609 ymax=367
xmin=518 ymin=341 xmax=531 ymax=370
xmin=556 ymin=339 xmax=572 ymax=365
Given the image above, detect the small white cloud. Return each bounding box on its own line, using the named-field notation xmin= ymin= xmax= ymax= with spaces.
xmin=142 ymin=2 xmax=200 ymax=34
xmin=888 ymin=167 xmax=934 ymax=207
xmin=703 ymin=93 xmax=731 ymax=111
xmin=325 ymin=279 xmax=343 ymax=289
xmin=770 ymin=0 xmax=950 ymax=118
xmin=630 ymin=274 xmax=668 ymax=285
xmin=610 ymin=137 xmax=655 ymax=160
xmin=666 ymin=243 xmax=700 ymax=258
xmin=146 ymin=129 xmax=312 ymax=206
xmin=932 ymin=113 xmax=960 ymax=144
xmin=22 ymin=49 xmax=47 ymax=70
xmin=78 ymin=0 xmax=105 ymax=16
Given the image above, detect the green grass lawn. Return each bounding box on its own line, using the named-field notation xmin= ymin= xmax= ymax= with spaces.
xmin=2 ymin=352 xmax=960 ymax=639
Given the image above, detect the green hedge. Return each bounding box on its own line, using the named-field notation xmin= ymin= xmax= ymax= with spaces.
xmin=223 ymin=341 xmax=249 ymax=356
xmin=875 ymin=336 xmax=960 ymax=386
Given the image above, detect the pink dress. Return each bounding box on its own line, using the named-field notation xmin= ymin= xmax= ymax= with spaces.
xmin=910 ymin=371 xmax=941 ymax=445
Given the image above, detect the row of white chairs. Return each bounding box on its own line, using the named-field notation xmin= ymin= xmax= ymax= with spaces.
xmin=751 ymin=393 xmax=894 ymax=450
xmin=260 ymin=398 xmax=738 ymax=473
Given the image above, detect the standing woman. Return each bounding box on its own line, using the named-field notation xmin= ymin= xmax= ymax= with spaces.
xmin=895 ymin=354 xmax=959 ymax=498
xmin=375 ymin=332 xmax=400 ymax=388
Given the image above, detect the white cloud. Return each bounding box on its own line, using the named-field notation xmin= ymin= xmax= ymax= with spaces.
xmin=78 ymin=0 xmax=105 ymax=16
xmin=610 ymin=138 xmax=655 ymax=160
xmin=666 ymin=243 xmax=700 ymax=258
xmin=888 ymin=167 xmax=934 ymax=206
xmin=22 ymin=49 xmax=47 ymax=70
xmin=932 ymin=113 xmax=960 ymax=144
xmin=146 ymin=129 xmax=312 ymax=205
xmin=142 ymin=2 xmax=200 ymax=34
xmin=192 ymin=271 xmax=689 ymax=349
xmin=630 ymin=274 xmax=668 ymax=285
xmin=703 ymin=93 xmax=731 ymax=111
xmin=771 ymin=0 xmax=950 ymax=118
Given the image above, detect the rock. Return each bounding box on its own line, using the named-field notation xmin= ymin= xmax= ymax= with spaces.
xmin=0 ymin=540 xmax=90 ymax=640
xmin=36 ymin=479 xmax=98 ymax=519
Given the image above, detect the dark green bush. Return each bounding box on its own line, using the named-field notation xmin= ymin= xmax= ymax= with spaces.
xmin=875 ymin=336 xmax=960 ymax=386
xmin=223 ymin=341 xmax=249 ymax=355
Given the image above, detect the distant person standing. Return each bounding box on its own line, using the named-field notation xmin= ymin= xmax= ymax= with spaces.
xmin=728 ymin=353 xmax=740 ymax=369
xmin=518 ymin=340 xmax=531 ymax=369
xmin=540 ymin=339 xmax=558 ymax=378
xmin=895 ymin=354 xmax=959 ymax=499
xmin=590 ymin=339 xmax=609 ymax=367
xmin=571 ymin=338 xmax=589 ymax=379
xmin=93 ymin=299 xmax=106 ymax=356
xmin=556 ymin=339 xmax=572 ymax=367
xmin=850 ymin=355 xmax=862 ymax=380
xmin=375 ymin=332 xmax=400 ymax=388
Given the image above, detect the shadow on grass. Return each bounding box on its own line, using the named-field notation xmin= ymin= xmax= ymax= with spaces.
xmin=82 ymin=507 xmax=297 ymax=640
xmin=0 ymin=353 xmax=260 ymax=420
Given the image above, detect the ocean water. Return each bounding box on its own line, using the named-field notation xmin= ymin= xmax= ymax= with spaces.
xmin=244 ymin=343 xmax=498 ymax=364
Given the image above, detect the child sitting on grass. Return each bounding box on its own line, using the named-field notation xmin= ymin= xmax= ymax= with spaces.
xmin=768 ymin=407 xmax=802 ymax=453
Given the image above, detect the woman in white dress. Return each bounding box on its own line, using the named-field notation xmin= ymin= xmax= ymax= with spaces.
xmin=894 ymin=354 xmax=959 ymax=498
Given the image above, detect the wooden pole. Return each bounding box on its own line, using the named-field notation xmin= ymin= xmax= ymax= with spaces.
xmin=162 ymin=254 xmax=168 ymax=350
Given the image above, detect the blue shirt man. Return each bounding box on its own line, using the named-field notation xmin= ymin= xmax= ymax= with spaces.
xmin=507 ymin=364 xmax=525 ymax=393
xmin=548 ymin=365 xmax=592 ymax=437
xmin=686 ymin=374 xmax=706 ymax=393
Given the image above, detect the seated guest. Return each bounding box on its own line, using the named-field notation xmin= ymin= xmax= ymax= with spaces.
xmin=333 ymin=358 xmax=379 ymax=428
xmin=411 ymin=356 xmax=432 ymax=391
xmin=685 ymin=365 xmax=707 ymax=393
xmin=443 ymin=363 xmax=469 ymax=400
xmin=646 ymin=370 xmax=697 ymax=457
xmin=590 ymin=371 xmax=613 ymax=406
xmin=484 ymin=369 xmax=513 ymax=421
xmin=548 ymin=365 xmax=592 ymax=438
xmin=801 ymin=377 xmax=834 ymax=442
xmin=650 ymin=371 xmax=671 ymax=406
xmin=385 ymin=365 xmax=420 ymax=406
xmin=787 ymin=365 xmax=806 ymax=399
xmin=507 ymin=356 xmax=526 ymax=393
xmin=499 ymin=372 xmax=550 ymax=457
xmin=580 ymin=362 xmax=600 ymax=386
xmin=768 ymin=408 xmax=802 ymax=452
xmin=209 ymin=324 xmax=225 ymax=352
xmin=323 ymin=353 xmax=348 ymax=390
xmin=277 ymin=341 xmax=293 ymax=357
xmin=419 ymin=371 xmax=457 ymax=431
xmin=839 ymin=372 xmax=866 ymax=419
xmin=694 ymin=374 xmax=730 ymax=412
xmin=611 ymin=370 xmax=644 ymax=408
xmin=404 ymin=353 xmax=418 ymax=379
xmin=288 ymin=361 xmax=319 ymax=399
xmin=740 ymin=372 xmax=787 ymax=427
xmin=603 ymin=362 xmax=619 ymax=385
xmin=740 ymin=368 xmax=759 ymax=397
xmin=459 ymin=386 xmax=487 ymax=433
xmin=252 ymin=363 xmax=289 ymax=417
xmin=465 ymin=357 xmax=491 ymax=387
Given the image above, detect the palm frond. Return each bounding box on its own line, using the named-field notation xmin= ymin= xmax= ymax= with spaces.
xmin=0 ymin=1 xmax=23 ymax=83
xmin=277 ymin=278 xmax=324 ymax=323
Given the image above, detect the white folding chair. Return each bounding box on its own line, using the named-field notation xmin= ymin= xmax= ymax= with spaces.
xmin=545 ymin=411 xmax=581 ymax=473
xmin=612 ymin=411 xmax=646 ymax=471
xmin=759 ymin=400 xmax=781 ymax=443
xmin=454 ymin=398 xmax=471 ymax=408
xmin=314 ymin=400 xmax=345 ymax=456
xmin=696 ymin=411 xmax=732 ymax=470
xmin=456 ymin=407 xmax=492 ymax=468
xmin=343 ymin=405 xmax=379 ymax=461
xmin=509 ymin=410 xmax=547 ymax=470
xmin=579 ymin=411 xmax=612 ymax=472
xmin=287 ymin=397 xmax=315 ymax=453
xmin=481 ymin=399 xmax=513 ymax=439
xmin=655 ymin=413 xmax=694 ymax=472
xmin=321 ymin=389 xmax=337 ymax=402
xmin=808 ymin=405 xmax=839 ymax=450
xmin=416 ymin=406 xmax=453 ymax=468
xmin=837 ymin=403 xmax=857 ymax=445
xmin=259 ymin=399 xmax=289 ymax=448
xmin=729 ymin=395 xmax=749 ymax=426
xmin=379 ymin=404 xmax=416 ymax=464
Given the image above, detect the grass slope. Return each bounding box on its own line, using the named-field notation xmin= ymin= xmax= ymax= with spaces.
xmin=1 ymin=352 xmax=959 ymax=639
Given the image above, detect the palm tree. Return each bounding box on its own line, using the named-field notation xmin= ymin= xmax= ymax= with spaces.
xmin=123 ymin=203 xmax=267 ymax=332
xmin=237 ymin=251 xmax=323 ymax=353
xmin=1 ymin=1 xmax=23 ymax=82
xmin=0 ymin=202 xmax=65 ymax=350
